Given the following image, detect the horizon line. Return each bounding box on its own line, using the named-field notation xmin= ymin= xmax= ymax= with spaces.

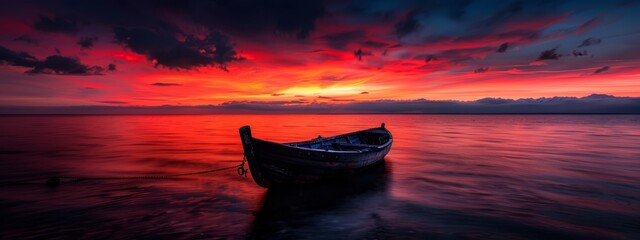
xmin=1 ymin=93 xmax=639 ymax=114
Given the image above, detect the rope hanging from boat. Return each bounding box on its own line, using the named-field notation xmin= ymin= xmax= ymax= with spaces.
xmin=236 ymin=155 xmax=248 ymax=177
xmin=0 ymin=156 xmax=249 ymax=187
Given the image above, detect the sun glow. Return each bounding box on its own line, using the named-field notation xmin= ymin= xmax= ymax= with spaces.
xmin=278 ymin=84 xmax=362 ymax=97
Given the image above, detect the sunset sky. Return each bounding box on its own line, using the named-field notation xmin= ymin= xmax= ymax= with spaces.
xmin=1 ymin=0 xmax=640 ymax=107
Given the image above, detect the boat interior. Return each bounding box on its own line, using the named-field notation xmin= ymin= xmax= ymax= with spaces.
xmin=288 ymin=129 xmax=391 ymax=151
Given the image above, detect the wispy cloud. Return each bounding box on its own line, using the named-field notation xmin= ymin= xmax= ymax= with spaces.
xmin=151 ymin=82 xmax=182 ymax=86
xmin=593 ymin=66 xmax=610 ymax=74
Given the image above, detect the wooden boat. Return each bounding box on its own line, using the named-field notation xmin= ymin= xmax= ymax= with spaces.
xmin=239 ymin=123 xmax=392 ymax=188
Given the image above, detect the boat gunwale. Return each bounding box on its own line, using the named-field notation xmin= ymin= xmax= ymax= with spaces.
xmin=251 ymin=127 xmax=393 ymax=154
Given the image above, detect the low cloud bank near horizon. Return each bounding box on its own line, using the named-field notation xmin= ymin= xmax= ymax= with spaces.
xmin=2 ymin=94 xmax=639 ymax=114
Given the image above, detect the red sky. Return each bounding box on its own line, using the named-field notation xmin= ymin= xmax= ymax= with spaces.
xmin=1 ymin=0 xmax=639 ymax=107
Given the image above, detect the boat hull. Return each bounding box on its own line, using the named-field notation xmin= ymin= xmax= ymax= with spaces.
xmin=239 ymin=125 xmax=392 ymax=188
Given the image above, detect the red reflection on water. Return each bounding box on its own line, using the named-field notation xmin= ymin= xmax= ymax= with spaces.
xmin=0 ymin=115 xmax=639 ymax=239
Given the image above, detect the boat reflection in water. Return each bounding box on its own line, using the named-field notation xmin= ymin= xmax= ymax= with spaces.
xmin=247 ymin=161 xmax=391 ymax=239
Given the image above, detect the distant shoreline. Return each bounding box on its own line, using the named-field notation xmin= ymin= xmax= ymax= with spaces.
xmin=2 ymin=94 xmax=639 ymax=114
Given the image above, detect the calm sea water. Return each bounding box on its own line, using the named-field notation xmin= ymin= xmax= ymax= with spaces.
xmin=0 ymin=114 xmax=639 ymax=239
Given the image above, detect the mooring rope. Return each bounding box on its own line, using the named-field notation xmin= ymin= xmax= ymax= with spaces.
xmin=0 ymin=156 xmax=249 ymax=187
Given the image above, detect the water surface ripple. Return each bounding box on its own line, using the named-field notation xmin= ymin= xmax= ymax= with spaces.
xmin=0 ymin=115 xmax=639 ymax=239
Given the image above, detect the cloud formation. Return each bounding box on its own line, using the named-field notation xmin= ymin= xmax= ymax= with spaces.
xmin=536 ymin=48 xmax=561 ymax=61
xmin=0 ymin=0 xmax=639 ymax=107
xmin=151 ymin=82 xmax=182 ymax=86
xmin=354 ymin=48 xmax=373 ymax=61
xmin=113 ymin=28 xmax=243 ymax=71
xmin=14 ymin=35 xmax=38 ymax=44
xmin=77 ymin=36 xmax=98 ymax=49
xmin=0 ymin=45 xmax=108 ymax=75
xmin=474 ymin=67 xmax=489 ymax=73
xmin=578 ymin=37 xmax=602 ymax=47
xmin=323 ymin=30 xmax=365 ymax=50
xmin=593 ymin=66 xmax=610 ymax=74
xmin=497 ymin=42 xmax=509 ymax=53
xmin=395 ymin=11 xmax=419 ymax=38
xmin=33 ymin=15 xmax=77 ymax=33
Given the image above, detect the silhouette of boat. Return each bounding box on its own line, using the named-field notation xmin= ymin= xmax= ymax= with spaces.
xmin=239 ymin=123 xmax=392 ymax=188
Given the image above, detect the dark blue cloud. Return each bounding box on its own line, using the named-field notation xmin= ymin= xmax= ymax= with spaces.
xmin=33 ymin=14 xmax=77 ymax=33
xmin=394 ymin=10 xmax=419 ymax=38
xmin=14 ymin=35 xmax=38 ymax=44
xmin=34 ymin=0 xmax=326 ymax=39
xmin=0 ymin=45 xmax=108 ymax=75
xmin=474 ymin=67 xmax=489 ymax=73
xmin=113 ymin=28 xmax=243 ymax=71
xmin=323 ymin=30 xmax=365 ymax=50
xmin=77 ymin=36 xmax=98 ymax=49
xmin=151 ymin=83 xmax=182 ymax=86
xmin=354 ymin=48 xmax=373 ymax=61
xmin=536 ymin=47 xmax=561 ymax=61
xmin=578 ymin=37 xmax=602 ymax=48
xmin=593 ymin=66 xmax=610 ymax=74
xmin=497 ymin=42 xmax=509 ymax=53
xmin=362 ymin=40 xmax=388 ymax=49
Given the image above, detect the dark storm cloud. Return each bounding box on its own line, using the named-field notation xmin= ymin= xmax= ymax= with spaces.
xmin=33 ymin=14 xmax=77 ymax=33
xmin=578 ymin=37 xmax=602 ymax=47
xmin=415 ymin=47 xmax=492 ymax=65
xmin=36 ymin=0 xmax=325 ymax=39
xmin=394 ymin=10 xmax=419 ymax=38
xmin=497 ymin=42 xmax=509 ymax=53
xmin=13 ymin=0 xmax=326 ymax=72
xmin=354 ymin=48 xmax=373 ymax=61
xmin=362 ymin=40 xmax=388 ymax=48
xmin=576 ymin=17 xmax=600 ymax=34
xmin=268 ymin=0 xmax=326 ymax=39
xmin=360 ymin=91 xmax=369 ymax=94
xmin=77 ymin=36 xmax=98 ymax=49
xmin=97 ymin=101 xmax=128 ymax=105
xmin=484 ymin=1 xmax=525 ymax=26
xmin=304 ymin=49 xmax=324 ymax=53
xmin=572 ymin=50 xmax=588 ymax=57
xmin=536 ymin=47 xmax=561 ymax=61
xmin=27 ymin=55 xmax=107 ymax=75
xmin=151 ymin=82 xmax=182 ymax=86
xmin=419 ymin=29 xmax=539 ymax=52
xmin=593 ymin=66 xmax=610 ymax=74
xmin=474 ymin=67 xmax=488 ymax=73
xmin=424 ymin=55 xmax=438 ymax=63
xmin=323 ymin=30 xmax=365 ymax=50
xmin=0 ymin=45 xmax=38 ymax=66
xmin=107 ymin=64 xmax=116 ymax=71
xmin=0 ymin=45 xmax=108 ymax=75
xmin=14 ymin=35 xmax=38 ymax=44
xmin=444 ymin=0 xmax=473 ymax=20
xmin=113 ymin=28 xmax=243 ymax=71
